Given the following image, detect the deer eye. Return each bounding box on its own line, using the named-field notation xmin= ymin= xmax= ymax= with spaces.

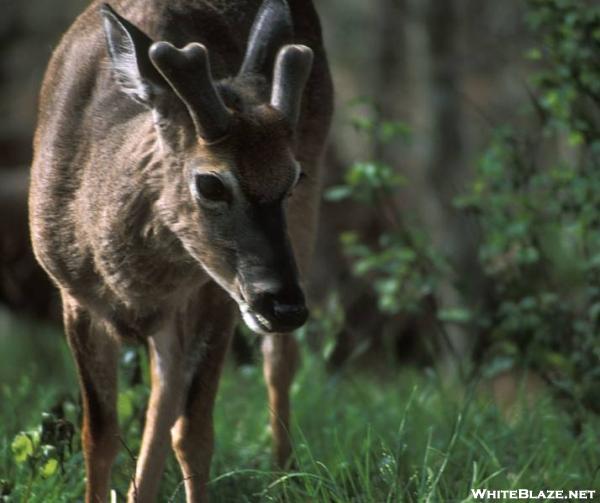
xmin=194 ymin=174 xmax=231 ymax=204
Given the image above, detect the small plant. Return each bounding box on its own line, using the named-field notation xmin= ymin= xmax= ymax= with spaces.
xmin=0 ymin=479 xmax=14 ymax=503
xmin=11 ymin=412 xmax=75 ymax=502
xmin=325 ymin=100 xmax=465 ymax=366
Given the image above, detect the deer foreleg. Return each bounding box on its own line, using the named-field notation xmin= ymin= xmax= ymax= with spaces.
xmin=128 ymin=324 xmax=184 ymax=503
xmin=170 ymin=330 xmax=232 ymax=501
xmin=171 ymin=286 xmax=235 ymax=502
xmin=261 ymin=334 xmax=300 ymax=468
xmin=63 ymin=295 xmax=120 ymax=503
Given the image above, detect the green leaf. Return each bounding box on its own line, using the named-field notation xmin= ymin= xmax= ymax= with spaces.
xmin=40 ymin=458 xmax=58 ymax=478
xmin=378 ymin=120 xmax=411 ymax=143
xmin=351 ymin=115 xmax=375 ymax=133
xmin=324 ymin=185 xmax=353 ymax=202
xmin=483 ymin=356 xmax=515 ymax=378
xmin=542 ymin=352 xmax=572 ymax=373
xmin=438 ymin=308 xmax=472 ymax=324
xmin=568 ymin=131 xmax=584 ymax=146
xmin=340 ymin=231 xmax=359 ymax=246
xmin=526 ymin=48 xmax=542 ymax=60
xmin=118 ymin=390 xmax=134 ymax=422
xmin=11 ymin=433 xmax=34 ymax=464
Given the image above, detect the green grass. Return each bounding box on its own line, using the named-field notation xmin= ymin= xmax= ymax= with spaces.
xmin=1 ymin=310 xmax=599 ymax=502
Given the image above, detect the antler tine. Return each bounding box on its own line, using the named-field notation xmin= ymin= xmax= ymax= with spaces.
xmin=149 ymin=41 xmax=232 ymax=143
xmin=239 ymin=0 xmax=293 ymax=77
xmin=270 ymin=44 xmax=313 ymax=129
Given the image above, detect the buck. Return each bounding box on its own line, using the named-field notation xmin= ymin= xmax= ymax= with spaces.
xmin=28 ymin=0 xmax=333 ymax=500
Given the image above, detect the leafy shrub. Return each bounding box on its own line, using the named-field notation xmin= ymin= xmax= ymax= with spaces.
xmin=9 ymin=411 xmax=75 ymax=502
xmin=326 ymin=99 xmax=448 ymax=315
xmin=327 ymin=0 xmax=600 ymax=411
xmin=456 ymin=0 xmax=600 ymax=409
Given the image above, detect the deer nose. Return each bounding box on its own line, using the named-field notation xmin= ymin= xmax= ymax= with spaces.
xmin=251 ymin=289 xmax=309 ymax=333
xmin=272 ymin=300 xmax=309 ymax=331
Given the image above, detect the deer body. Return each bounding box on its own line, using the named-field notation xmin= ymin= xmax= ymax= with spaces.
xmin=29 ymin=0 xmax=332 ymax=501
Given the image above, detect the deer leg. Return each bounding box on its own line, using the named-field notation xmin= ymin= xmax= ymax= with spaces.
xmin=63 ymin=295 xmax=120 ymax=503
xmin=128 ymin=323 xmax=184 ymax=503
xmin=170 ymin=285 xmax=235 ymax=502
xmin=170 ymin=328 xmax=233 ymax=501
xmin=261 ymin=334 xmax=300 ymax=468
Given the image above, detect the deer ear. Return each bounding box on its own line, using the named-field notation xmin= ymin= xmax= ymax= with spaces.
xmin=101 ymin=3 xmax=166 ymax=106
xmin=239 ymin=0 xmax=293 ymax=78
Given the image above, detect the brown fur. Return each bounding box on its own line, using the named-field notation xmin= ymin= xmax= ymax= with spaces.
xmin=29 ymin=1 xmax=333 ymax=501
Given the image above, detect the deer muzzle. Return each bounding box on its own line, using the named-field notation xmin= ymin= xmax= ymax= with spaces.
xmin=237 ymin=253 xmax=308 ymax=335
xmin=241 ymin=285 xmax=308 ymax=334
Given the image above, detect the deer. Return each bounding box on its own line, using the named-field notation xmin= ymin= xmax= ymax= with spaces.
xmin=28 ymin=0 xmax=333 ymax=500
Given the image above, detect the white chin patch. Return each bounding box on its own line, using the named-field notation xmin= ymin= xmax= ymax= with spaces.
xmin=239 ymin=303 xmax=273 ymax=335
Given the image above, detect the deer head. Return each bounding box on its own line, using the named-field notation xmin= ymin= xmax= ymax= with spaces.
xmin=101 ymin=0 xmax=313 ymax=334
